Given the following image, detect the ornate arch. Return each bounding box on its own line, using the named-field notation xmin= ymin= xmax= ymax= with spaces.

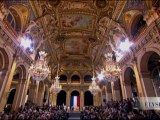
xmin=123 ymin=10 xmax=143 ymax=36
xmin=137 ymin=46 xmax=160 ymax=73
xmin=8 ymin=4 xmax=30 ymax=32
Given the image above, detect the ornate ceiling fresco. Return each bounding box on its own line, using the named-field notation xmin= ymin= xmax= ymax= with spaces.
xmin=1 ymin=0 xmax=157 ymax=78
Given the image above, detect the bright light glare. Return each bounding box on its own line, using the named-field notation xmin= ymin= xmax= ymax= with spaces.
xmin=97 ymin=71 xmax=105 ymax=81
xmin=119 ymin=39 xmax=133 ymax=51
xmin=115 ymin=51 xmax=123 ymax=62
xmin=20 ymin=37 xmax=32 ymax=49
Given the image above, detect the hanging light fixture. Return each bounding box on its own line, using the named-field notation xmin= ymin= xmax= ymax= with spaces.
xmin=50 ymin=64 xmax=62 ymax=94
xmin=29 ymin=51 xmax=50 ymax=81
xmin=89 ymin=65 xmax=101 ymax=96
xmin=103 ymin=53 xmax=121 ymax=82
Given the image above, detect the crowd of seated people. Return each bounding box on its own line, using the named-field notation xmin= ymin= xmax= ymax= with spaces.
xmin=1 ymin=98 xmax=160 ymax=120
xmin=81 ymin=98 xmax=160 ymax=120
xmin=0 ymin=101 xmax=69 ymax=120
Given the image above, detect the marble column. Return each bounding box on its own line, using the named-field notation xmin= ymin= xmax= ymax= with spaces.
xmin=106 ymin=83 xmax=112 ymax=101
xmin=0 ymin=60 xmax=17 ymax=112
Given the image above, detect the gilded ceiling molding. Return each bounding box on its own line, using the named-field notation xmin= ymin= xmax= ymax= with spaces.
xmin=112 ymin=0 xmax=127 ymax=21
xmin=9 ymin=4 xmax=30 ymax=33
xmin=30 ymin=4 xmax=59 ymax=64
xmin=29 ymin=0 xmax=39 ymax=18
xmin=93 ymin=1 xmax=127 ymax=66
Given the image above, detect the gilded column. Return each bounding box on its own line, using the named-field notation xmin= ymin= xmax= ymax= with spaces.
xmin=80 ymin=90 xmax=84 ymax=110
xmin=119 ymin=73 xmax=126 ymax=99
xmin=93 ymin=94 xmax=98 ymax=106
xmin=106 ymin=82 xmax=112 ymax=101
xmin=51 ymin=93 xmax=57 ymax=106
xmin=66 ymin=90 xmax=70 ymax=108
xmin=34 ymin=81 xmax=39 ymax=104
xmin=111 ymin=81 xmax=121 ymax=101
xmin=12 ymin=80 xmax=22 ymax=111
xmin=133 ymin=60 xmax=145 ymax=97
xmin=12 ymin=79 xmax=27 ymax=111
xmin=97 ymin=91 xmax=102 ymax=106
xmin=21 ymin=74 xmax=30 ymax=107
xmin=28 ymin=83 xmax=35 ymax=103
xmin=0 ymin=59 xmax=17 ymax=112
xmin=111 ymin=82 xmax=115 ymax=101
xmin=44 ymin=85 xmax=49 ymax=105
xmin=28 ymin=81 xmax=39 ymax=104
xmin=37 ymin=84 xmax=45 ymax=106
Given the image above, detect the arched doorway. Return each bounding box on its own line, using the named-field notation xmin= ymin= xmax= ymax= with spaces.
xmin=84 ymin=91 xmax=93 ymax=106
xmin=70 ymin=90 xmax=80 ymax=111
xmin=148 ymin=52 xmax=160 ymax=96
xmin=124 ymin=67 xmax=138 ymax=98
xmin=140 ymin=51 xmax=160 ymax=97
xmin=57 ymin=90 xmax=66 ymax=106
xmin=7 ymin=88 xmax=16 ymax=104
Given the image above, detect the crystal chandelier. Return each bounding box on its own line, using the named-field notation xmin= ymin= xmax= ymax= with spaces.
xmin=29 ymin=51 xmax=50 ymax=81
xmin=103 ymin=53 xmax=121 ymax=82
xmin=50 ymin=64 xmax=62 ymax=94
xmin=89 ymin=65 xmax=101 ymax=96
xmin=50 ymin=76 xmax=62 ymax=94
xmin=89 ymin=77 xmax=101 ymax=96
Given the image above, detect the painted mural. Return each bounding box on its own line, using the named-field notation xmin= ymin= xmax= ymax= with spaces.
xmin=65 ymin=38 xmax=88 ymax=55
xmin=60 ymin=14 xmax=94 ymax=30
